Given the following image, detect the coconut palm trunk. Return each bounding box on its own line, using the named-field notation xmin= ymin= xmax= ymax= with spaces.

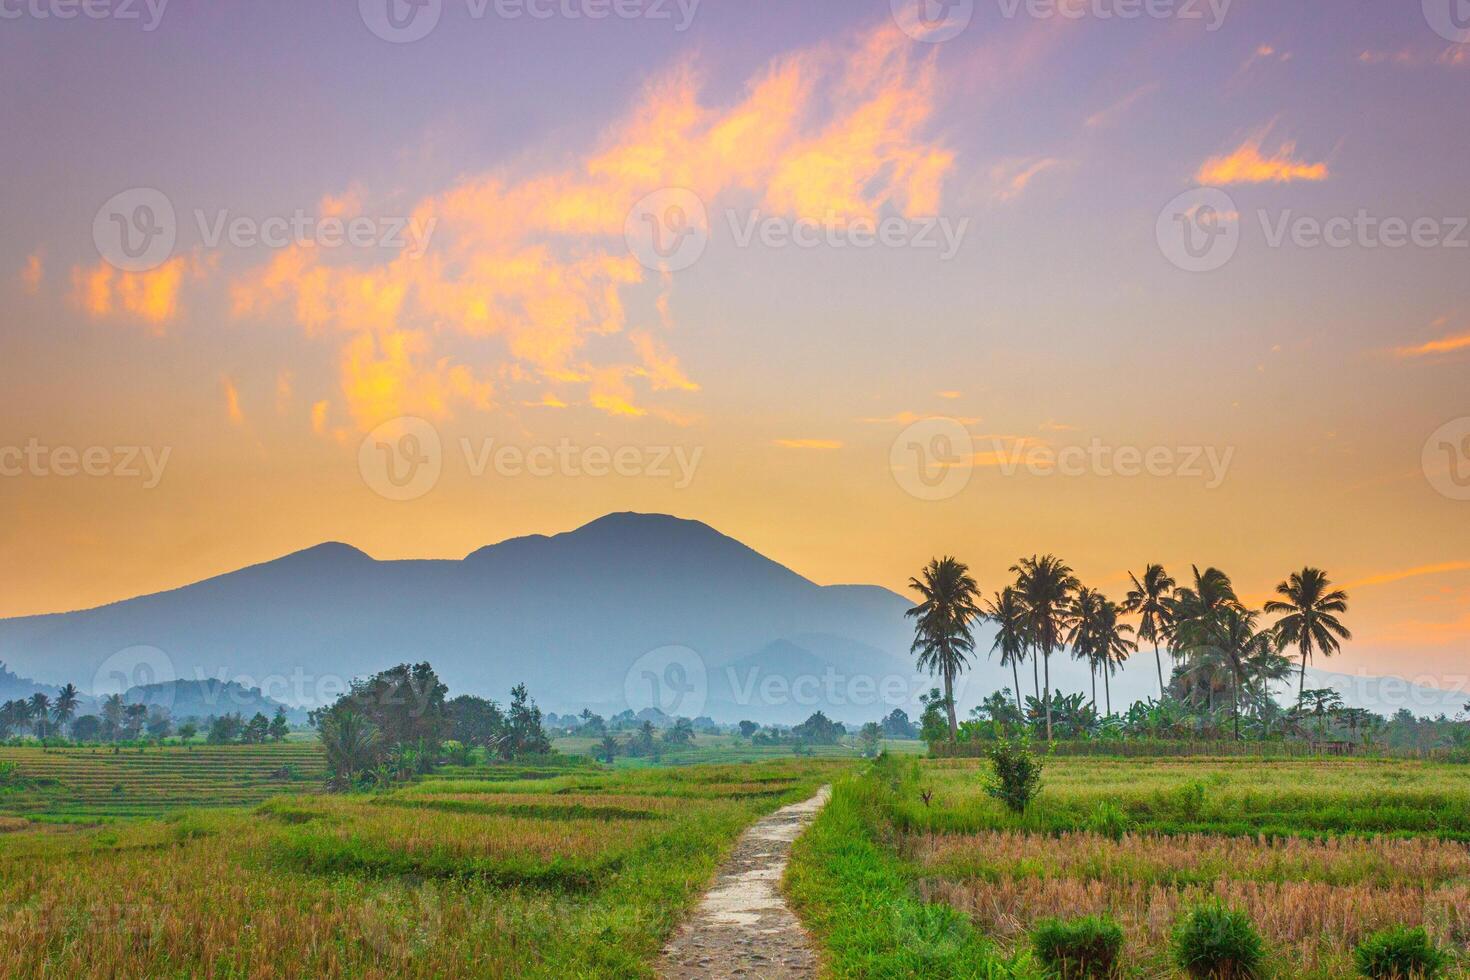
xmin=1154 ymin=641 xmax=1164 ymax=697
xmin=1104 ymin=666 xmax=1112 ymax=717
xmin=943 ymin=663 xmax=958 ymax=739
xmin=1011 ymin=659 xmax=1023 ymax=719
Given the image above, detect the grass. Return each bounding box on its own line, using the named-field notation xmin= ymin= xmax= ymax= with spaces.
xmin=797 ymin=754 xmax=1470 ymax=979
xmin=0 ymin=753 xmax=846 ymax=976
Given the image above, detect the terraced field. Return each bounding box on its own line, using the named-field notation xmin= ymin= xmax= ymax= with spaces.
xmin=0 ymin=742 xmax=326 ymax=821
xmin=0 ymin=756 xmax=844 ymax=976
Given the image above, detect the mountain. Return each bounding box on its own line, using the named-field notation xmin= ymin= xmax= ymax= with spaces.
xmin=0 ymin=662 xmax=59 ymax=703
xmin=0 ymin=513 xmax=918 ymax=723
xmin=125 ymin=680 xmax=305 ymax=723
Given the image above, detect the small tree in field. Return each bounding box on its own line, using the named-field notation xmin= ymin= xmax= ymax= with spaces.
xmin=176 ymin=721 xmax=198 ymax=745
xmin=985 ymin=734 xmax=1044 ymax=814
xmin=268 ymin=707 xmax=290 ymax=742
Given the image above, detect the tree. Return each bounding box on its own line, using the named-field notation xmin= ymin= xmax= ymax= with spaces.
xmin=319 ymin=709 xmax=380 ymax=789
xmin=792 ymin=711 xmax=844 ymax=745
xmin=738 ymin=720 xmax=760 ymax=739
xmin=578 ymin=709 xmax=606 ymax=736
xmin=918 ymin=688 xmax=951 ymax=749
xmin=53 ymin=683 xmax=81 ymax=736
xmin=857 ymin=721 xmax=882 ymax=757
xmin=983 ymin=587 xmax=1029 ymax=720
xmin=123 ymin=702 xmax=147 ymax=740
xmin=70 ymin=715 xmax=103 ymax=742
xmin=880 ymin=709 xmax=917 ymax=739
xmin=1067 ymin=587 xmax=1107 ymax=709
xmin=177 ymin=721 xmax=199 ymax=745
xmin=596 ymin=734 xmax=620 ymax=764
xmin=506 ymin=683 xmax=551 ymax=757
xmin=1170 ymin=566 xmax=1243 ymax=722
xmin=1122 ymin=564 xmax=1177 ymax=698
xmin=1012 ymin=555 xmax=1079 ymax=741
xmin=101 ymin=694 xmax=125 ymax=741
xmin=1214 ymin=606 xmax=1273 ymax=740
xmin=207 ymin=713 xmax=244 ymax=744
xmin=317 ymin=662 xmax=450 ymax=754
xmin=29 ymin=693 xmax=51 ymax=739
xmin=447 ymin=694 xmax=508 ymax=750
xmin=243 ymin=712 xmax=270 ymax=744
xmin=1093 ymin=598 xmax=1136 ymax=717
xmin=629 ymin=720 xmax=657 ymax=756
xmin=907 ymin=556 xmax=982 ymax=740
xmin=269 ymin=707 xmax=290 ymax=742
xmin=145 ymin=706 xmax=173 ymax=740
xmin=663 ymin=717 xmax=695 ymax=746
xmin=1264 ymin=568 xmax=1351 ymax=704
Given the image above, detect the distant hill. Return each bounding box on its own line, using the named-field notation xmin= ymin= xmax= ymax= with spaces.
xmin=125 ymin=679 xmax=305 ymax=723
xmin=0 ymin=513 xmax=917 ymax=723
xmin=0 ymin=662 xmax=58 ymax=703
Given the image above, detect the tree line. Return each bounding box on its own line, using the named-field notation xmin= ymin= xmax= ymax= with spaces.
xmin=908 ymin=556 xmax=1352 ymax=742
xmin=0 ymin=685 xmax=290 ymax=745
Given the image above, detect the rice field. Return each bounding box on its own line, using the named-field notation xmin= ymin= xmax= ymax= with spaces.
xmin=0 ymin=755 xmax=843 ymax=977
xmin=789 ymin=754 xmax=1470 ymax=978
xmin=0 ymin=742 xmax=327 ymax=822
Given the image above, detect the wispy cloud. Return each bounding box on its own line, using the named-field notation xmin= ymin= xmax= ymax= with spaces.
xmin=1084 ymin=82 xmax=1159 ymax=129
xmin=1196 ymin=130 xmax=1328 ymax=185
xmin=222 ymin=375 xmax=245 ymax=426
xmin=20 ymin=252 xmax=43 ymax=294
xmin=70 ymin=256 xmax=196 ymax=332
xmin=981 ymin=156 xmax=1062 ymax=203
xmin=1358 ymin=47 xmax=1468 ymax=70
xmin=1396 ymin=331 xmax=1470 ymax=358
xmin=1345 ymin=561 xmax=1470 ymax=590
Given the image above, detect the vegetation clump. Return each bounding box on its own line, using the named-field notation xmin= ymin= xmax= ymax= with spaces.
xmin=984 ymin=734 xmax=1044 ymax=813
xmin=1353 ymin=926 xmax=1449 ymax=979
xmin=1171 ymin=901 xmax=1265 ymax=979
xmin=1031 ymin=914 xmax=1125 ymax=979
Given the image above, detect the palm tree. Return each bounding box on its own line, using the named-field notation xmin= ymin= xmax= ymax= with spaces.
xmin=1169 ymin=566 xmax=1242 ymax=722
xmin=1094 ymin=598 xmax=1136 ymax=717
xmin=906 ymin=556 xmax=982 ymax=740
xmin=982 ymin=587 xmax=1029 ymax=721
xmin=318 ymin=709 xmax=380 ymax=789
xmin=596 ymin=734 xmax=620 ymax=764
xmin=1122 ymin=564 xmax=1176 ymax=698
xmin=1264 ymin=568 xmax=1351 ymax=704
xmin=1214 ymin=606 xmax=1274 ymax=740
xmin=1066 ymin=587 xmax=1106 ymax=708
xmin=29 ymin=693 xmax=51 ymax=739
xmin=1012 ymin=554 xmax=1079 ymax=741
xmin=52 ymin=683 xmax=80 ymax=737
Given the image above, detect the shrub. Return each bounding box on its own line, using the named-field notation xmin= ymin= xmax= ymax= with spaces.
xmin=1354 ymin=926 xmax=1449 ymax=979
xmin=1172 ymin=901 xmax=1265 ymax=979
xmin=1086 ymin=800 xmax=1132 ymax=841
xmin=1031 ymin=915 xmax=1124 ymax=979
xmin=984 ymin=734 xmax=1044 ymax=814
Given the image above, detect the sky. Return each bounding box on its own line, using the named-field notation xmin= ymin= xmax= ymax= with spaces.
xmin=1 ymin=0 xmax=1468 ymax=695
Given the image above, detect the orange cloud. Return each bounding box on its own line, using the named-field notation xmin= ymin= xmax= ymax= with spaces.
xmin=20 ymin=252 xmax=43 ymax=294
xmin=982 ymin=157 xmax=1061 ymax=203
xmin=1346 ymin=561 xmax=1470 ymax=590
xmin=1396 ymin=331 xmax=1470 ymax=358
xmin=222 ymin=376 xmax=245 ymax=426
xmin=774 ymin=439 xmax=843 ymax=450
xmin=310 ymin=400 xmax=330 ymax=435
xmin=71 ymin=257 xmax=192 ymax=331
xmin=229 ymin=21 xmax=952 ymax=431
xmin=1196 ymin=133 xmax=1328 ymax=185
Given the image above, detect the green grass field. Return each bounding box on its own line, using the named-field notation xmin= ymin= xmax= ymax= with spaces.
xmin=550 ymin=731 xmax=925 ymax=767
xmin=788 ymin=755 xmax=1470 ymax=978
xmin=2 ymin=743 xmax=1467 ymax=977
xmin=0 ymin=750 xmax=845 ymax=976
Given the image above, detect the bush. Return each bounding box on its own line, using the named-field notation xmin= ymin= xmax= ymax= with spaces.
xmin=1031 ymin=915 xmax=1124 ymax=978
xmin=1086 ymin=800 xmax=1132 ymax=841
xmin=1172 ymin=901 xmax=1265 ymax=979
xmin=1354 ymin=926 xmax=1449 ymax=979
xmin=984 ymin=734 xmax=1044 ymax=814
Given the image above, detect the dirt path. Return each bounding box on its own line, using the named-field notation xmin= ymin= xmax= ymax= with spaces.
xmin=658 ymin=785 xmax=831 ymax=979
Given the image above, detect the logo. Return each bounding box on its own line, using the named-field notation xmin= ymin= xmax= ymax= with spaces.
xmin=624 ymin=188 xmax=709 ymax=273
xmin=359 ymin=0 xmax=442 ymax=43
xmin=91 ymin=645 xmax=177 ymax=709
xmin=93 ymin=188 xmax=177 ymax=273
xmin=890 ymin=417 xmax=974 ymax=501
xmin=624 ymin=645 xmax=707 ymax=718
xmin=1156 ymin=187 xmax=1240 ymax=272
xmin=1424 ymin=417 xmax=1470 ymax=500
xmin=1423 ymin=0 xmax=1470 ymax=43
xmin=891 ymin=0 xmax=974 ymax=42
xmin=358 ymin=416 xmax=443 ymax=501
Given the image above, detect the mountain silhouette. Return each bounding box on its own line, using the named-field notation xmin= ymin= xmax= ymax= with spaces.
xmin=0 ymin=513 xmax=919 ymax=722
